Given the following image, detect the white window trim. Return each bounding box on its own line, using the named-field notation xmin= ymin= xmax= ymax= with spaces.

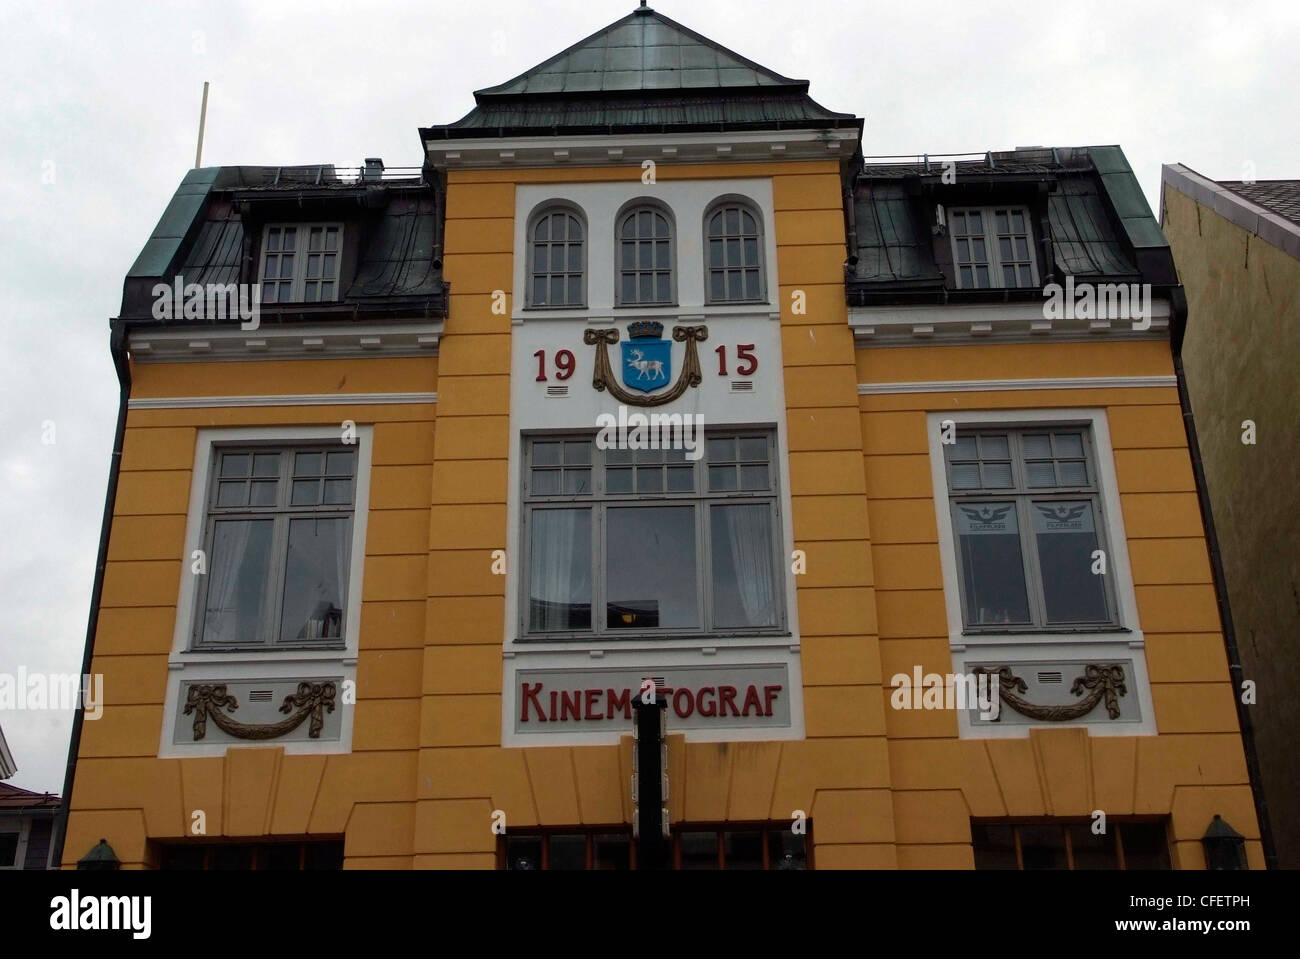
xmin=948 ymin=206 xmax=1039 ymax=290
xmin=158 ymin=425 xmax=372 ymax=758
xmin=926 ymin=408 xmax=1156 ymax=738
xmin=702 ymin=197 xmax=768 ymax=306
xmin=0 ymin=816 xmax=27 ymax=870
xmin=509 ymin=180 xmax=779 ymax=322
xmin=258 ymin=223 xmax=345 ymax=304
xmin=524 ymin=202 xmax=588 ymax=310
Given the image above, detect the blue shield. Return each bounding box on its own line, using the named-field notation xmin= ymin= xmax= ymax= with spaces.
xmin=620 ymin=338 xmax=672 ymax=393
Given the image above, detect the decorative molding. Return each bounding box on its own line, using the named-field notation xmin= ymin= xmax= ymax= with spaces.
xmin=860 ymin=376 xmax=1176 ymax=395
xmin=129 ymin=392 xmax=437 ymax=410
xmin=584 ymin=325 xmax=707 ymax=406
xmin=128 ymin=321 xmax=443 ymax=363
xmin=849 ymin=298 xmax=1171 ymax=345
xmin=184 ymin=681 xmax=337 ymax=741
xmin=975 ymin=664 xmax=1127 ymax=721
xmin=426 ymin=128 xmax=859 ymax=170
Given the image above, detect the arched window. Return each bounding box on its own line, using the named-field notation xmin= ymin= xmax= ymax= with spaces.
xmin=529 ymin=207 xmax=585 ymax=308
xmin=616 ymin=205 xmax=674 ymax=306
xmin=705 ymin=202 xmax=764 ymax=303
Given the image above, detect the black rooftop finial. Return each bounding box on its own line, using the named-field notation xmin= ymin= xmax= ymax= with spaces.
xmin=636 ymin=1 xmax=653 ymax=13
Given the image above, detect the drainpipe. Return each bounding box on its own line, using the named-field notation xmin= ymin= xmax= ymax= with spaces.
xmin=52 ymin=321 xmax=132 ymax=869
xmin=1168 ymin=290 xmax=1277 ymax=869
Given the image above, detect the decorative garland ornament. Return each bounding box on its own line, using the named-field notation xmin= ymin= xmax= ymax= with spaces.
xmin=583 ymin=325 xmax=708 ymax=407
xmin=184 ymin=681 xmax=337 ymax=741
xmin=972 ymin=664 xmax=1127 ymax=722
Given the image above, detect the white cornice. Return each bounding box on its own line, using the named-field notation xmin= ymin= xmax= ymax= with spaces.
xmin=859 ymin=376 xmax=1177 ymax=395
xmin=128 ymin=392 xmax=437 ymax=410
xmin=127 ymin=321 xmax=443 ymax=363
xmin=849 ymin=298 xmax=1171 ymax=345
xmin=426 ymin=128 xmax=859 ymax=170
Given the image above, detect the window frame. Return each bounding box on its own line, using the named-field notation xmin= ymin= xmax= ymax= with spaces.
xmin=703 ymin=199 xmax=767 ymax=305
xmin=498 ymin=821 xmax=812 ymax=870
xmin=518 ymin=430 xmax=787 ymax=642
xmin=257 ymin=223 xmax=345 ymax=305
xmin=614 ymin=201 xmax=677 ymax=308
xmin=947 ymin=206 xmax=1039 ymax=290
xmin=190 ymin=442 xmax=359 ymax=652
xmin=971 ymin=818 xmax=1171 ymax=870
xmin=0 ymin=817 xmax=25 ymax=871
xmin=525 ymin=204 xmax=587 ymax=310
xmin=943 ymin=425 xmax=1121 ymax=634
xmin=154 ymin=839 xmax=345 ymax=870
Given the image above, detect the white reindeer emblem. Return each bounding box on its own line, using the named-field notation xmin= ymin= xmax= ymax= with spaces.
xmin=625 ymin=348 xmax=665 ymax=382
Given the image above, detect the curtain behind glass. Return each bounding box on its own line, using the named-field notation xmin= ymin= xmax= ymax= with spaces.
xmin=713 ymin=504 xmax=776 ymax=628
xmin=529 ymin=508 xmax=591 ymax=630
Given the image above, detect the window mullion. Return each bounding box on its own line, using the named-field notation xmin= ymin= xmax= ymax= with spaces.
xmin=267 ymin=510 xmax=291 ymax=646
xmin=697 ymin=497 xmax=710 ymax=633
xmin=1016 ymin=495 xmax=1047 ymax=629
xmin=593 ymin=501 xmax=605 ymax=639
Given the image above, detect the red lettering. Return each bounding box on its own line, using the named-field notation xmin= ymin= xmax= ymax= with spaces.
xmin=607 ymin=688 xmax=631 ymax=719
xmin=763 ymin=685 xmax=782 ymax=717
xmin=521 ymin=682 xmax=545 ymax=722
xmin=697 ymin=686 xmax=717 ymax=717
xmin=741 ymin=684 xmax=763 ymax=717
xmin=719 ymin=685 xmax=739 ymax=717
xmin=548 ymin=690 xmax=557 ymax=721
xmin=584 ymin=688 xmax=601 ymax=720
xmin=673 ymin=687 xmax=695 ymax=718
xmin=560 ymin=689 xmax=581 ymax=721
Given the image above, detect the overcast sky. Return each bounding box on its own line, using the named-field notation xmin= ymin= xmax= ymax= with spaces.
xmin=0 ymin=0 xmax=1295 ymax=794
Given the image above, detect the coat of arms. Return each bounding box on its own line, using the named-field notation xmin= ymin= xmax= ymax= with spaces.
xmin=620 ymin=321 xmax=671 ymax=393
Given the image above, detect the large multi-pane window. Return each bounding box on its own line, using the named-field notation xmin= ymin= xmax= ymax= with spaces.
xmin=259 ymin=224 xmax=342 ymax=304
xmin=944 ymin=427 xmax=1117 ymax=631
xmin=157 ymin=840 xmax=344 ymax=870
xmin=705 ymin=202 xmax=764 ymax=303
xmin=193 ymin=446 xmax=357 ymax=649
xmin=501 ymin=823 xmax=808 ymax=870
xmin=616 ymin=205 xmax=674 ymax=306
xmin=972 ymin=820 xmax=1170 ymax=870
xmin=948 ymin=207 xmax=1036 ymax=289
xmin=528 ymin=207 xmax=585 ymax=308
xmin=521 ymin=432 xmax=783 ymax=638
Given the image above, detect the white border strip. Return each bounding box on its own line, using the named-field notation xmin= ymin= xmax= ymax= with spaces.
xmin=859 ymin=376 xmax=1175 ymax=395
xmin=129 ymin=392 xmax=438 ymax=410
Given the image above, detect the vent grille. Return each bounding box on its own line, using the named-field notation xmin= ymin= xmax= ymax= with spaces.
xmin=729 ymin=380 xmax=754 ymax=393
xmin=1036 ymin=671 xmax=1063 ymax=684
xmin=249 ymin=690 xmax=274 ymax=703
xmin=545 ymin=385 xmax=569 ymax=398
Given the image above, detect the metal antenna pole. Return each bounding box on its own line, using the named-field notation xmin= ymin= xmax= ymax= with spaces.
xmin=194 ymin=81 xmax=210 ymax=169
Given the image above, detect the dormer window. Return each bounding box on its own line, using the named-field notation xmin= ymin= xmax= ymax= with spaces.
xmin=259 ymin=224 xmax=342 ymax=304
xmin=949 ymin=207 xmax=1037 ymax=289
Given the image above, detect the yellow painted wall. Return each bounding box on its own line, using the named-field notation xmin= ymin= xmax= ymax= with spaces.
xmin=64 ymin=159 xmax=1261 ymax=870
xmin=857 ymin=339 xmax=1262 ymax=868
xmin=1163 ymin=183 xmax=1300 ymax=866
xmin=63 ymin=356 xmax=437 ymax=869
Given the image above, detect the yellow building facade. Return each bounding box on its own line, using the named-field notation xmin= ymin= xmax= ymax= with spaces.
xmin=59 ymin=7 xmax=1265 ymax=870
